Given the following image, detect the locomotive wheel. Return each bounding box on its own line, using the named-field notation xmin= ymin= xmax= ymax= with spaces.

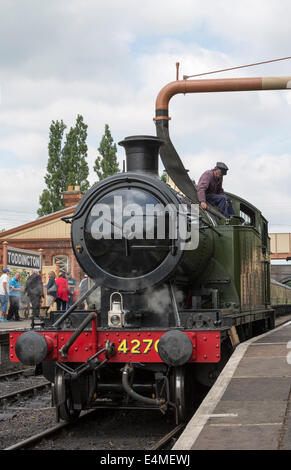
xmin=170 ymin=365 xmax=195 ymax=423
xmin=55 ymin=369 xmax=80 ymax=422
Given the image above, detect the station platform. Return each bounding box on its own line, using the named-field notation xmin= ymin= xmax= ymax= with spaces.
xmin=174 ymin=319 xmax=291 ymax=450
xmin=0 ymin=319 xmax=31 ymax=331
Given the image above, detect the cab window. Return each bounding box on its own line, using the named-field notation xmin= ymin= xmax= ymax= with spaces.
xmin=239 ymin=203 xmax=255 ymax=226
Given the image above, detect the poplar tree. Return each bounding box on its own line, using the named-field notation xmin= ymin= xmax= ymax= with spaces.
xmin=38 ymin=120 xmax=66 ymax=216
xmin=38 ymin=115 xmax=90 ymax=217
xmin=61 ymin=114 xmax=90 ymax=192
xmin=94 ymin=124 xmax=119 ymax=180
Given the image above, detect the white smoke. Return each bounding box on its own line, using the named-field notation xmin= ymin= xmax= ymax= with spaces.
xmin=146 ymin=284 xmax=185 ymax=314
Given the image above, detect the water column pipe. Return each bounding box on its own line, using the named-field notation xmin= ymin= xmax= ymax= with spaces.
xmin=154 ymin=75 xmax=291 ymax=203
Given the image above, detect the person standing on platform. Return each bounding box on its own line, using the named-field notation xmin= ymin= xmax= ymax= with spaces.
xmin=25 ymin=270 xmax=44 ymax=319
xmin=7 ymin=271 xmax=22 ymax=321
xmin=55 ymin=272 xmax=69 ymax=310
xmin=0 ymin=268 xmax=10 ymax=322
xmin=46 ymin=271 xmax=57 ymax=313
xmin=67 ymin=272 xmax=76 ymax=307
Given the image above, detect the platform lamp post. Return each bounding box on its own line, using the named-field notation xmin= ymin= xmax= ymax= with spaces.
xmin=38 ymin=248 xmax=45 ymax=294
xmin=38 ymin=248 xmax=44 ymax=275
xmin=2 ymin=241 xmax=8 ymax=270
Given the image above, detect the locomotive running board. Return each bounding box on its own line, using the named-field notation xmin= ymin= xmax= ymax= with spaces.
xmin=227 ymin=326 xmax=240 ymax=348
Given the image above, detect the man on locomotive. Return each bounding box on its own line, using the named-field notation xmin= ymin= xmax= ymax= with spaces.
xmin=197 ymin=162 xmax=235 ymax=218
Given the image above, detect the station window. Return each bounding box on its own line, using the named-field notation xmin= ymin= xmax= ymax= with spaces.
xmin=53 ymin=255 xmax=68 ymax=273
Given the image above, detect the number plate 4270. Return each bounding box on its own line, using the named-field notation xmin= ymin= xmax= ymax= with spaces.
xmin=117 ymin=338 xmax=160 ymax=355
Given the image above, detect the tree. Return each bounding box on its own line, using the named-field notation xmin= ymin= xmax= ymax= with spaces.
xmin=38 ymin=120 xmax=66 ymax=216
xmin=61 ymin=114 xmax=90 ymax=192
xmin=38 ymin=115 xmax=90 ymax=217
xmin=160 ymin=170 xmax=167 ymax=183
xmin=94 ymin=124 xmax=119 ymax=180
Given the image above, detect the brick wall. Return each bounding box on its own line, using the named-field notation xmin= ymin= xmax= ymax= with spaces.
xmin=0 ymin=239 xmax=85 ymax=285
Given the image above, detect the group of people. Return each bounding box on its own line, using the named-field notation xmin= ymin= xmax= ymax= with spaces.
xmin=46 ymin=270 xmax=77 ymax=311
xmin=0 ymin=269 xmax=78 ymax=321
xmin=0 ymin=269 xmax=22 ymax=321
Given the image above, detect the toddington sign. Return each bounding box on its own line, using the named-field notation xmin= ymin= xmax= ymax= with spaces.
xmin=7 ymin=246 xmax=42 ymax=271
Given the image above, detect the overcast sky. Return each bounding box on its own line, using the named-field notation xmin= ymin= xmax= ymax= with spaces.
xmin=1 ymin=0 xmax=291 ymax=233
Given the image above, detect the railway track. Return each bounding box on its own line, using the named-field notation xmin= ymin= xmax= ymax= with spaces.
xmin=0 ymin=368 xmax=35 ymax=381
xmin=0 ymin=365 xmax=50 ymax=406
xmin=0 ymin=366 xmax=187 ymax=450
xmin=4 ymin=413 xmax=186 ymax=451
xmin=4 ymin=421 xmax=69 ymax=450
xmin=151 ymin=423 xmax=186 ymax=450
xmin=0 ymin=380 xmax=51 ymax=406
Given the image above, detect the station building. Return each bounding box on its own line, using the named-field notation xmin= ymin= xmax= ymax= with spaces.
xmin=0 ymin=186 xmax=85 ymax=286
xmin=270 ymin=233 xmax=291 ymax=285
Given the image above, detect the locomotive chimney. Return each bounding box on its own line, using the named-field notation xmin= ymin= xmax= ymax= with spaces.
xmin=118 ymin=135 xmax=164 ymax=177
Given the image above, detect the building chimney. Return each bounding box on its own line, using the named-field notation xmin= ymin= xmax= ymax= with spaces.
xmin=63 ymin=186 xmax=83 ymax=208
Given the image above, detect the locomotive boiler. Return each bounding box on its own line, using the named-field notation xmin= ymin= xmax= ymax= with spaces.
xmin=10 ymin=73 xmax=291 ymax=423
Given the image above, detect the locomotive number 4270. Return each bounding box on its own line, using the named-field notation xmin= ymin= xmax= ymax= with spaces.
xmin=117 ymin=339 xmax=160 ymax=354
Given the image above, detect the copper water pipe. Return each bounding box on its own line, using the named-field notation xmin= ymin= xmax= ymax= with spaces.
xmin=155 ymin=76 xmax=291 ymax=119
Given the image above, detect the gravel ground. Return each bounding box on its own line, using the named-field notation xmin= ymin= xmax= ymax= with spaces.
xmin=0 ymin=375 xmax=207 ymax=450
xmin=0 ymin=399 xmax=56 ymax=449
xmin=1 ymin=404 xmax=174 ymax=450
xmin=0 ymin=371 xmax=176 ymax=451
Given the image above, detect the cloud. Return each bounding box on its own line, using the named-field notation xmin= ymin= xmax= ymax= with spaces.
xmin=183 ymin=148 xmax=291 ymax=227
xmin=0 ymin=166 xmax=45 ymax=229
xmin=1 ymin=1 xmax=290 ymax=81
xmin=0 ymin=132 xmax=47 ymax=164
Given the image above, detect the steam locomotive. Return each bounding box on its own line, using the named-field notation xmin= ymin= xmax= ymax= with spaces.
xmin=10 ymin=73 xmax=291 ymax=423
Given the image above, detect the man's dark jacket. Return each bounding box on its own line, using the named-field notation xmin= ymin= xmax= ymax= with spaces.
xmin=25 ymin=273 xmax=44 ymax=297
xmin=197 ymin=169 xmax=225 ymax=203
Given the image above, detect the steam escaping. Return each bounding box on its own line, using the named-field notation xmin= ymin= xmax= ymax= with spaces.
xmin=86 ymin=278 xmax=101 ymax=310
xmin=146 ymin=284 xmax=185 ymax=314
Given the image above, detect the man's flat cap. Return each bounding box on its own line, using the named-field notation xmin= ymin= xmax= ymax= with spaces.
xmin=216 ymin=162 xmax=229 ymax=175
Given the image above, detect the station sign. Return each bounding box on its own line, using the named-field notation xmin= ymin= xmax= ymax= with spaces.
xmin=7 ymin=246 xmax=42 ymax=271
